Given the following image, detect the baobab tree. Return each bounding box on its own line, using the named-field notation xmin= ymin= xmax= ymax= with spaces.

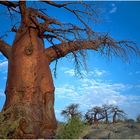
xmin=61 ymin=104 xmax=81 ymax=119
xmin=85 ymin=106 xmax=105 ymax=127
xmin=102 ymin=104 xmax=113 ymax=124
xmin=0 ymin=1 xmax=139 ymax=139
xmin=111 ymin=106 xmax=126 ymax=123
xmin=85 ymin=110 xmax=94 ymax=125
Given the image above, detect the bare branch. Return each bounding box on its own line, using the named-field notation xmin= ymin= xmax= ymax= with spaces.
xmin=43 ymin=1 xmax=97 ymax=30
xmin=42 ymin=1 xmax=77 ymax=8
xmin=0 ymin=40 xmax=12 ymax=59
xmin=19 ymin=1 xmax=27 ymax=24
xmin=45 ymin=40 xmax=97 ymax=62
xmin=45 ymin=35 xmax=140 ymax=64
xmin=29 ymin=8 xmax=61 ymax=25
xmin=0 ymin=1 xmax=18 ymax=8
xmin=0 ymin=1 xmax=139 ymax=72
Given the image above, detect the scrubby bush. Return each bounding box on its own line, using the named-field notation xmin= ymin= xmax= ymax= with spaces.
xmin=55 ymin=116 xmax=85 ymax=139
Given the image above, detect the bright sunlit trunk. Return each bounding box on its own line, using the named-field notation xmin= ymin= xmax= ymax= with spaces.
xmin=2 ymin=26 xmax=57 ymax=138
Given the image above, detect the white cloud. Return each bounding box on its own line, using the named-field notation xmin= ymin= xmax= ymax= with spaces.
xmin=0 ymin=60 xmax=8 ymax=75
xmin=0 ymin=93 xmax=4 ymax=97
xmin=0 ymin=90 xmax=6 ymax=111
xmin=62 ymin=67 xmax=87 ymax=77
xmin=0 ymin=89 xmax=5 ymax=97
xmin=55 ymin=76 xmax=134 ymax=113
xmin=128 ymin=71 xmax=140 ymax=76
xmin=0 ymin=60 xmax=8 ymax=68
xmin=64 ymin=69 xmax=75 ymax=76
xmin=55 ymin=67 xmax=140 ymax=120
xmin=93 ymin=68 xmax=107 ymax=77
xmin=56 ymin=84 xmax=80 ymax=99
xmin=110 ymin=3 xmax=117 ymax=14
xmin=62 ymin=67 xmax=107 ymax=78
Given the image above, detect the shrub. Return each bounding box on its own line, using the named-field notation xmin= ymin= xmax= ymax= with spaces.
xmin=55 ymin=116 xmax=85 ymax=139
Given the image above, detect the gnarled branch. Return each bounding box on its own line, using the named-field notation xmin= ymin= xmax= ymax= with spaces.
xmin=45 ymin=40 xmax=97 ymax=62
xmin=0 ymin=40 xmax=12 ymax=59
xmin=19 ymin=1 xmax=27 ymax=24
xmin=45 ymin=35 xmax=140 ymax=63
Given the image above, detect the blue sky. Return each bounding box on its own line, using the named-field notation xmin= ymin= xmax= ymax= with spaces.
xmin=0 ymin=1 xmax=140 ymax=121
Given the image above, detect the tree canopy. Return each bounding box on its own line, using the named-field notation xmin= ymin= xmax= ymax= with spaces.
xmin=0 ymin=1 xmax=139 ymax=75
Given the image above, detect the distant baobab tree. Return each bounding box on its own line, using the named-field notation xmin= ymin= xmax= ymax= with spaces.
xmin=0 ymin=1 xmax=139 ymax=138
xmin=102 ymin=104 xmax=113 ymax=124
xmin=85 ymin=110 xmax=94 ymax=125
xmin=111 ymin=106 xmax=126 ymax=123
xmin=61 ymin=103 xmax=81 ymax=120
xmin=85 ymin=106 xmax=105 ymax=127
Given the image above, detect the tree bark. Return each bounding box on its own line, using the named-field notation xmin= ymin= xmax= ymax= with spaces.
xmin=113 ymin=113 xmax=116 ymax=124
xmin=105 ymin=111 xmax=109 ymax=124
xmin=93 ymin=113 xmax=98 ymax=128
xmin=45 ymin=40 xmax=98 ymax=62
xmin=0 ymin=26 xmax=57 ymax=138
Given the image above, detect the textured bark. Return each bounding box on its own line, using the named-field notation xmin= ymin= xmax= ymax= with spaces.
xmin=45 ymin=41 xmax=98 ymax=62
xmin=0 ymin=26 xmax=57 ymax=138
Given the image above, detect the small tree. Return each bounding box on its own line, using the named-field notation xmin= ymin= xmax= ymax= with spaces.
xmin=85 ymin=109 xmax=94 ymax=125
xmin=61 ymin=104 xmax=81 ymax=120
xmin=102 ymin=104 xmax=113 ymax=124
xmin=85 ymin=106 xmax=105 ymax=127
xmin=93 ymin=106 xmax=105 ymax=127
xmin=111 ymin=106 xmax=126 ymax=123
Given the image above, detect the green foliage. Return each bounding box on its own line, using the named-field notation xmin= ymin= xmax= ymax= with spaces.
xmin=55 ymin=117 xmax=85 ymax=139
xmin=136 ymin=114 xmax=140 ymax=123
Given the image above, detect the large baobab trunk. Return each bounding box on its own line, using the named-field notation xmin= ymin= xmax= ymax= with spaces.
xmin=1 ymin=26 xmax=57 ymax=138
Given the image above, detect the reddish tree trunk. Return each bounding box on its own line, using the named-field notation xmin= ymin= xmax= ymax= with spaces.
xmin=1 ymin=27 xmax=57 ymax=138
xmin=93 ymin=113 xmax=98 ymax=128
